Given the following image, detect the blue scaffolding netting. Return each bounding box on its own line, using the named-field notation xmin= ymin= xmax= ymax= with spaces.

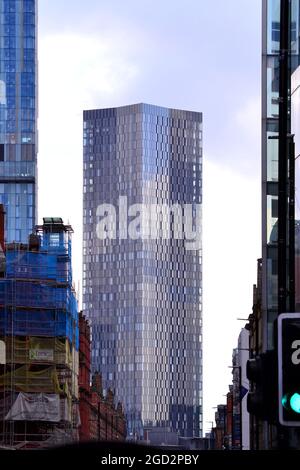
xmin=0 ymin=243 xmax=79 ymax=350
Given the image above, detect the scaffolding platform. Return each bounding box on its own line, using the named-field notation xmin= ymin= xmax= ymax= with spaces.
xmin=0 ymin=219 xmax=79 ymax=448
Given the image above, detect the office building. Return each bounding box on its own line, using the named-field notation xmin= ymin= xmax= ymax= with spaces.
xmin=0 ymin=0 xmax=37 ymax=243
xmin=262 ymin=0 xmax=300 ymax=347
xmin=250 ymin=0 xmax=300 ymax=449
xmin=291 ymin=62 xmax=300 ymax=310
xmin=83 ymin=103 xmax=202 ymax=439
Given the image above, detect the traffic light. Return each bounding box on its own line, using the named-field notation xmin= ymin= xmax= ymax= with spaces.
xmin=278 ymin=313 xmax=300 ymax=426
xmin=246 ymin=350 xmax=277 ymax=422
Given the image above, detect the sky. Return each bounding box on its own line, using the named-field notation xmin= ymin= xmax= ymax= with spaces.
xmin=37 ymin=0 xmax=262 ymax=433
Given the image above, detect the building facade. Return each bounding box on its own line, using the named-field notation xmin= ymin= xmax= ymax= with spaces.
xmin=225 ymin=386 xmax=233 ymax=450
xmin=78 ymin=311 xmax=91 ymax=442
xmin=0 ymin=0 xmax=37 ymax=243
xmin=78 ymin=312 xmax=126 ymax=442
xmin=291 ymin=65 xmax=300 ymax=312
xmin=213 ymin=404 xmax=227 ymax=450
xmin=248 ymin=258 xmax=265 ymax=449
xmin=260 ymin=0 xmax=300 ymax=449
xmin=262 ymin=0 xmax=300 ymax=348
xmin=0 ymin=217 xmax=79 ymax=448
xmin=232 ymin=328 xmax=250 ymax=450
xmin=83 ymin=103 xmax=202 ymax=439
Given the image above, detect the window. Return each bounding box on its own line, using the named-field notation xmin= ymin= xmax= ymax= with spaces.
xmin=49 ymin=233 xmax=60 ymax=247
xmin=0 ymin=144 xmax=4 ymax=161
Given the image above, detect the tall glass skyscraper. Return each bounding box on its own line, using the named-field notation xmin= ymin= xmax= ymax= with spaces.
xmin=262 ymin=0 xmax=300 ymax=348
xmin=250 ymin=0 xmax=300 ymax=449
xmin=83 ymin=103 xmax=202 ymax=439
xmin=0 ymin=0 xmax=37 ymax=243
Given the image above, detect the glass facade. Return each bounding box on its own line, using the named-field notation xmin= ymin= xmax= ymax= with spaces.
xmin=83 ymin=103 xmax=202 ymax=438
xmin=262 ymin=0 xmax=300 ymax=347
xmin=292 ymin=65 xmax=300 ymax=311
xmin=0 ymin=0 xmax=37 ymax=243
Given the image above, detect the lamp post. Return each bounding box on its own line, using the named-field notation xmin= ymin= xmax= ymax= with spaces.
xmin=206 ymin=420 xmax=214 ymax=432
xmin=205 ymin=421 xmax=215 ymax=450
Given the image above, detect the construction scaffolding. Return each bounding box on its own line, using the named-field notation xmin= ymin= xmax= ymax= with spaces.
xmin=0 ymin=218 xmax=79 ymax=449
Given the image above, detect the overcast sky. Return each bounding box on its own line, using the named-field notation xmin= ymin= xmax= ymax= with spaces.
xmin=37 ymin=0 xmax=262 ymax=432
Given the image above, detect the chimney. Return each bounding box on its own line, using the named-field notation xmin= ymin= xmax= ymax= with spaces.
xmin=106 ymin=388 xmax=114 ymax=406
xmin=91 ymin=372 xmax=103 ymax=396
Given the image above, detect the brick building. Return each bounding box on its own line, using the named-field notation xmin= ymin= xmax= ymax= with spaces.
xmin=213 ymin=404 xmax=227 ymax=450
xmin=78 ymin=313 xmax=126 ymax=441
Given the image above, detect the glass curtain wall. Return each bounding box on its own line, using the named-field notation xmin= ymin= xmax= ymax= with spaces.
xmin=0 ymin=0 xmax=37 ymax=243
xmin=83 ymin=103 xmax=203 ymax=439
xmin=262 ymin=0 xmax=300 ymax=348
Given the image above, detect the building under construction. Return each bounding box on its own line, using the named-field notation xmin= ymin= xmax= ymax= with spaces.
xmin=0 ymin=211 xmax=79 ymax=448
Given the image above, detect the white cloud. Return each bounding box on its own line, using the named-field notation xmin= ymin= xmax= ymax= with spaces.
xmin=39 ymin=32 xmax=139 ymax=111
xmin=38 ymin=32 xmax=140 ymax=289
